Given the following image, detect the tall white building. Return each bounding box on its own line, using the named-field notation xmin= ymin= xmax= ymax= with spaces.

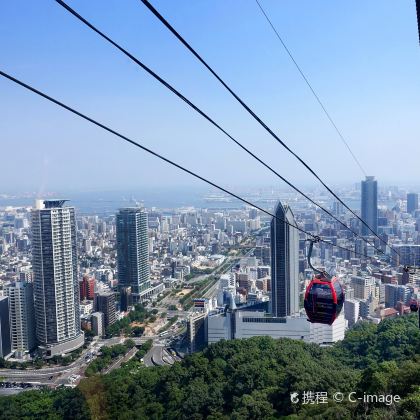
xmin=5 ymin=281 xmax=36 ymax=357
xmin=344 ymin=299 xmax=360 ymax=328
xmin=32 ymin=200 xmax=84 ymax=357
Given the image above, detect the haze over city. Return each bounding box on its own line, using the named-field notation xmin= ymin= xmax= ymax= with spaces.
xmin=1 ymin=0 xmax=420 ymax=192
xmin=1 ymin=1 xmax=420 ymax=419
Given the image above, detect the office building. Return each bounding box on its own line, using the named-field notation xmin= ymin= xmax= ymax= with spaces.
xmin=208 ymin=311 xmax=234 ymax=344
xmin=95 ymin=291 xmax=116 ymax=329
xmin=234 ymin=311 xmax=310 ymax=341
xmin=79 ymin=275 xmax=95 ymax=301
xmin=207 ymin=309 xmax=345 ymax=348
xmin=91 ymin=312 xmax=104 ymax=337
xmin=361 ymin=176 xmax=378 ymax=235
xmin=0 ymin=297 xmax=12 ymax=358
xmin=120 ymin=286 xmax=132 ymax=312
xmin=187 ymin=312 xmax=207 ymax=354
xmin=5 ymin=281 xmax=36 ymax=357
xmin=116 ymin=208 xmax=150 ymax=295
xmin=31 ymin=200 xmax=84 ymax=357
xmin=254 ymin=246 xmax=270 ymax=265
xmin=407 ymin=193 xmax=418 ymax=214
xmin=344 ymin=299 xmax=360 ymax=327
xmin=270 ymin=201 xmax=299 ymax=317
xmin=394 ymin=245 xmax=420 ymax=267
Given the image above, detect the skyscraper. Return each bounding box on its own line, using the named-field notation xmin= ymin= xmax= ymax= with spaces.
xmin=116 ymin=208 xmax=150 ymax=295
xmin=361 ymin=176 xmax=378 ymax=235
xmin=0 ymin=296 xmax=11 ymax=358
xmin=31 ymin=200 xmax=84 ymax=357
xmin=5 ymin=281 xmax=36 ymax=357
xmin=270 ymin=201 xmax=299 ymax=318
xmin=407 ymin=193 xmax=418 ymax=214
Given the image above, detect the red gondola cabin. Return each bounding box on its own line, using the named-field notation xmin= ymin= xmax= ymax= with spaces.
xmin=304 ymin=275 xmax=345 ymax=325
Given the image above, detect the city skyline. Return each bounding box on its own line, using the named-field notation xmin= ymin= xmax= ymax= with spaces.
xmin=1 ymin=1 xmax=420 ymax=416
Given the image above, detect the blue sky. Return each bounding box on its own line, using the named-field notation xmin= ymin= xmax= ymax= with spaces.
xmin=1 ymin=0 xmax=419 ymax=193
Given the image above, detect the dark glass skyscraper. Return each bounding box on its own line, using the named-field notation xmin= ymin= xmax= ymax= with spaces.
xmin=361 ymin=176 xmax=378 ymax=235
xmin=116 ymin=208 xmax=150 ymax=295
xmin=0 ymin=296 xmax=11 ymax=358
xmin=270 ymin=201 xmax=299 ymax=318
xmin=407 ymin=193 xmax=418 ymax=214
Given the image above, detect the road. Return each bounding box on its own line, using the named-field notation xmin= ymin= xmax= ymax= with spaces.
xmin=103 ymin=346 xmax=138 ymax=374
xmin=0 ymin=336 xmax=156 ymax=384
xmin=0 ymin=247 xmax=253 ymax=388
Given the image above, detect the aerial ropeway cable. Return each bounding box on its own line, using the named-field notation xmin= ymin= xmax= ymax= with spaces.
xmin=53 ymin=0 xmax=397 ymax=265
xmin=137 ymin=0 xmax=401 ymax=261
xmin=0 ymin=68 xmax=385 ymax=266
xmin=416 ymin=0 xmax=420 ymax=44
xmin=254 ymin=0 xmax=367 ymax=177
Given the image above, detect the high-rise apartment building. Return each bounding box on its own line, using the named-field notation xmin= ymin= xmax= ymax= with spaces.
xmin=5 ymin=281 xmax=36 ymax=357
xmin=361 ymin=176 xmax=378 ymax=235
xmin=351 ymin=276 xmax=376 ymax=300
xmin=384 ymin=284 xmax=410 ymax=308
xmin=407 ymin=193 xmax=418 ymax=214
xmin=270 ymin=201 xmax=299 ymax=318
xmin=31 ymin=199 xmax=84 ymax=357
xmin=116 ymin=208 xmax=150 ymax=295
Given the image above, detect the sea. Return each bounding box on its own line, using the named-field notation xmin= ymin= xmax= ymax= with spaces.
xmin=0 ymin=188 xmax=398 ymax=216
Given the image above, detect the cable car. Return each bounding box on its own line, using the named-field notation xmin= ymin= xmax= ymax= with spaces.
xmin=304 ymin=274 xmax=344 ymax=325
xmin=303 ymin=238 xmax=345 ymax=325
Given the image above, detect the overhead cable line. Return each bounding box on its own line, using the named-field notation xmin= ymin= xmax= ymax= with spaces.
xmin=53 ymin=0 xmax=394 ymax=263
xmin=138 ymin=0 xmax=400 ymax=260
xmin=255 ymin=0 xmax=367 ymax=177
xmin=0 ymin=69 xmax=383 ymax=263
xmin=416 ymin=0 xmax=420 ymax=45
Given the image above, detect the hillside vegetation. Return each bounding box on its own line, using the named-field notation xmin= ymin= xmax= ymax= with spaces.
xmin=1 ymin=314 xmax=420 ymax=419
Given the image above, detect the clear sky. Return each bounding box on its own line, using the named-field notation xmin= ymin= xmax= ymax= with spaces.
xmin=1 ymin=0 xmax=419 ymax=193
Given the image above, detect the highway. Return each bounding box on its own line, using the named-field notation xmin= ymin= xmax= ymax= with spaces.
xmin=0 ymin=336 xmax=156 ymax=383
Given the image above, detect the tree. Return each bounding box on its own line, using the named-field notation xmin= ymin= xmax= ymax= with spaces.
xmin=2 ymin=315 xmax=420 ymax=419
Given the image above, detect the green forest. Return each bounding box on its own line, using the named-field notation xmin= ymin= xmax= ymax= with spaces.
xmin=1 ymin=314 xmax=420 ymax=419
